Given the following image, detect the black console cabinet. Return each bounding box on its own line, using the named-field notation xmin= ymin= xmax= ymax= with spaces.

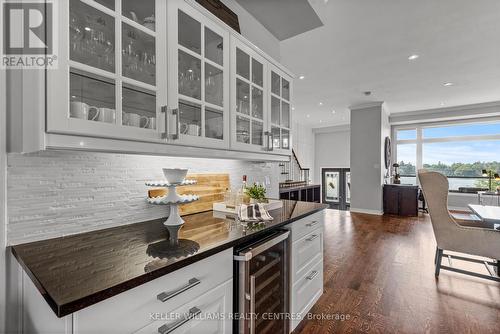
xmin=383 ymin=184 xmax=418 ymax=216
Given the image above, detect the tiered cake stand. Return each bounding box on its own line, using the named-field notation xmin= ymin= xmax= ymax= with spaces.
xmin=146 ymin=179 xmax=199 ymax=242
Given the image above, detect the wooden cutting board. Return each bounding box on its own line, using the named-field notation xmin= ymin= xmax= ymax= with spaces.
xmin=148 ymin=173 xmax=230 ymax=216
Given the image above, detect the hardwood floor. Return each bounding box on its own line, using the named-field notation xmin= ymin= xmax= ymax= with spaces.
xmin=295 ymin=210 xmax=500 ymax=334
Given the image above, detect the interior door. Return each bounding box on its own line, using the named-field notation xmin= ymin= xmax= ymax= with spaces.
xmin=322 ymin=168 xmax=350 ymax=210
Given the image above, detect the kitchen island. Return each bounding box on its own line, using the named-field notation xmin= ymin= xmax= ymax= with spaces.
xmin=11 ymin=200 xmax=327 ymax=333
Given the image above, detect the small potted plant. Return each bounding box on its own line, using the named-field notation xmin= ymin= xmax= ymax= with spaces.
xmin=244 ymin=183 xmax=267 ymax=204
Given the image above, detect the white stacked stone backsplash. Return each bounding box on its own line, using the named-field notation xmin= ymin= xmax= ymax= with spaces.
xmin=7 ymin=151 xmax=280 ymax=245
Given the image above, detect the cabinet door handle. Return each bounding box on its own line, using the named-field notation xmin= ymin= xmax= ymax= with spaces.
xmin=157 ymin=278 xmax=200 ymax=302
xmin=306 ymin=234 xmax=319 ymax=242
xmin=249 ymin=275 xmax=256 ymax=334
xmin=161 ymin=106 xmax=169 ymax=140
xmin=172 ymin=108 xmax=180 ymax=140
xmin=306 ymin=221 xmax=319 ymax=227
xmin=157 ymin=307 xmax=201 ymax=334
xmin=306 ymin=270 xmax=319 ymax=280
xmin=264 ymin=131 xmax=273 ymax=151
xmin=161 ymin=107 xmax=179 ymax=140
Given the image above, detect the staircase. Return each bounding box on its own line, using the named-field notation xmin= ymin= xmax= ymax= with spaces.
xmin=279 ymin=149 xmax=310 ymax=189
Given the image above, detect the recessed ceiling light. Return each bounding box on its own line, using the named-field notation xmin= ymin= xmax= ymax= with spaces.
xmin=443 ymin=82 xmax=454 ymax=87
xmin=440 ymin=102 xmax=446 ymax=106
xmin=408 ymin=54 xmax=419 ymax=60
xmin=318 ymin=102 xmax=323 ymax=106
xmin=306 ymin=114 xmax=310 ymax=118
xmin=299 ymin=75 xmax=305 ymax=80
xmin=319 ymin=120 xmax=323 ymax=123
xmin=331 ymin=110 xmax=336 ymax=114
xmin=292 ymin=107 xmax=295 ymax=111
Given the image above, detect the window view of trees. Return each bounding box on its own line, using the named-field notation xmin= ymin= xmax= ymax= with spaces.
xmin=395 ymin=123 xmax=500 ymax=192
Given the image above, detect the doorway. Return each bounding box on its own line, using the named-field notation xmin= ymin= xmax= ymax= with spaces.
xmin=322 ymin=168 xmax=350 ymax=210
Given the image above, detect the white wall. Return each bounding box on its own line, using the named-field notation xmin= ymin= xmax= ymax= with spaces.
xmin=1 ymin=58 xmax=7 ymax=334
xmin=220 ymin=0 xmax=280 ymax=60
xmin=350 ymin=103 xmax=387 ymax=215
xmin=292 ymin=121 xmax=315 ymax=181
xmin=313 ymin=126 xmax=350 ymax=184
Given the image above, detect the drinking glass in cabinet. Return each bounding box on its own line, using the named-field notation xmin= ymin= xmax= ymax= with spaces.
xmin=282 ymin=78 xmax=290 ymax=101
xmin=236 ymin=79 xmax=250 ymax=115
xmin=179 ymin=101 xmax=202 ymax=137
xmin=122 ymin=0 xmax=155 ymax=31
xmin=178 ymin=51 xmax=201 ymax=100
xmin=205 ymin=28 xmax=223 ymax=66
xmin=205 ymin=108 xmax=224 ymax=140
xmin=178 ymin=10 xmax=201 ymax=54
xmin=271 ymin=96 xmax=280 ymax=125
xmin=282 ymin=129 xmax=290 ymax=149
xmin=252 ymin=121 xmax=263 ymax=146
xmin=205 ymin=63 xmax=223 ymax=107
xmin=282 ymin=102 xmax=290 ymax=128
xmin=69 ymin=71 xmax=115 ymax=123
xmin=272 ymin=127 xmax=281 ymax=149
xmin=122 ymin=24 xmax=156 ymax=85
xmin=122 ymin=85 xmax=156 ymax=129
xmin=70 ymin=0 xmax=115 ymax=73
xmin=271 ymin=72 xmax=281 ymax=96
xmin=252 ymin=87 xmax=263 ymax=119
xmin=252 ymin=59 xmax=263 ymax=87
xmin=237 ymin=116 xmax=250 ymax=144
xmin=236 ymin=48 xmax=250 ymax=80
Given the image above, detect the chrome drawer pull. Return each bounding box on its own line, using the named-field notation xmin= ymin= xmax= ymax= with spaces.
xmin=306 ymin=234 xmax=319 ymax=242
xmin=306 ymin=270 xmax=319 ymax=280
xmin=306 ymin=221 xmax=319 ymax=227
xmin=157 ymin=278 xmax=201 ymax=302
xmin=158 ymin=307 xmax=201 ymax=334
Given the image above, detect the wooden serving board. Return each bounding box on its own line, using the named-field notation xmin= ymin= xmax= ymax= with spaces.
xmin=148 ymin=173 xmax=230 ymax=216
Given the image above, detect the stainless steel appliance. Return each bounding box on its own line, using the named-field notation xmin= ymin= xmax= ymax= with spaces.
xmin=234 ymin=230 xmax=290 ymax=334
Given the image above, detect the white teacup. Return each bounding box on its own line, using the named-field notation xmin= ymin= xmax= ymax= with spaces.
xmin=142 ymin=117 xmax=156 ymax=129
xmin=126 ymin=113 xmax=141 ymax=127
xmin=96 ymin=108 xmax=115 ymax=123
xmin=70 ymin=101 xmax=91 ymax=119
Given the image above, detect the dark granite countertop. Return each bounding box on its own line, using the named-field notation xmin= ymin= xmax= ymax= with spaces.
xmin=11 ymin=200 xmax=327 ymax=318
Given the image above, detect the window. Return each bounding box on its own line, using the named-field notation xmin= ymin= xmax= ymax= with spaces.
xmin=394 ymin=121 xmax=500 ymax=192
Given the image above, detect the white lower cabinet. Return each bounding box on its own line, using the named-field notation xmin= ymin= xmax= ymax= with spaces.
xmin=134 ymin=279 xmax=232 ymax=334
xmin=20 ymin=248 xmax=233 ymax=334
xmin=286 ymin=210 xmax=325 ymax=332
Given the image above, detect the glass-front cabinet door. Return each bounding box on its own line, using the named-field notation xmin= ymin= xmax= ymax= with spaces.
xmin=268 ymin=64 xmax=293 ymax=154
xmin=47 ymin=0 xmax=167 ymax=142
xmin=230 ymin=37 xmax=269 ymax=152
xmin=165 ymin=0 xmax=230 ymax=149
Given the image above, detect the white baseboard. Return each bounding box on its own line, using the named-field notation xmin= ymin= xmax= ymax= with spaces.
xmin=350 ymin=208 xmax=384 ymax=215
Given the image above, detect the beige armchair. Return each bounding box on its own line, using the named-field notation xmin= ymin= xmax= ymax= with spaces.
xmin=418 ymin=170 xmax=500 ymax=281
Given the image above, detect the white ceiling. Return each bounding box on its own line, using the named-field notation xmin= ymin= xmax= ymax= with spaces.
xmin=279 ymin=0 xmax=500 ymax=128
xmin=234 ymin=0 xmax=323 ymax=41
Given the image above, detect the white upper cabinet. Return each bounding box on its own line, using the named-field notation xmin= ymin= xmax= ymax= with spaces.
xmin=47 ymin=0 xmax=167 ymax=142
xmin=165 ymin=0 xmax=230 ymax=149
xmin=230 ymin=37 xmax=270 ymax=153
xmin=14 ymin=0 xmax=292 ymax=159
xmin=268 ymin=63 xmax=293 ymax=154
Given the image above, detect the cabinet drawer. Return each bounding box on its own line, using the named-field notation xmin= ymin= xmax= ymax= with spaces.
xmin=290 ymin=259 xmax=323 ymax=331
xmin=75 ymin=248 xmax=233 ymax=334
xmin=292 ymin=230 xmax=323 ymax=282
xmin=287 ymin=211 xmax=325 ymax=242
xmin=134 ymin=279 xmax=232 ymax=334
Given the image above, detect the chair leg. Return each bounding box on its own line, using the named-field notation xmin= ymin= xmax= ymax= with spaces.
xmin=434 ymin=247 xmax=438 ymax=264
xmin=435 ymin=248 xmax=443 ymax=277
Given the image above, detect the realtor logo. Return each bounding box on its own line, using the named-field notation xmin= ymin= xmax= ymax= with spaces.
xmin=1 ymin=0 xmax=58 ymax=68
